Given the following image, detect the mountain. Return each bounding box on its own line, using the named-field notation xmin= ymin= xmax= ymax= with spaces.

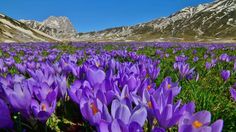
xmin=77 ymin=0 xmax=236 ymax=42
xmin=1 ymin=0 xmax=235 ymax=43
xmin=0 ymin=13 xmax=60 ymax=43
xmin=20 ymin=16 xmax=77 ymax=40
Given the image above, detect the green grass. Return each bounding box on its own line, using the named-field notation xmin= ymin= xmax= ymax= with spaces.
xmin=136 ymin=47 xmax=236 ymax=131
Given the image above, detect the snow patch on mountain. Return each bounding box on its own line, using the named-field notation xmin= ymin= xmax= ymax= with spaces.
xmin=77 ymin=0 xmax=236 ymax=42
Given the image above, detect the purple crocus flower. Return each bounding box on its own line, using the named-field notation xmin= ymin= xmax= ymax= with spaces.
xmin=29 ymin=79 xmax=58 ymax=122
xmin=219 ymin=53 xmax=230 ymax=62
xmin=98 ymin=99 xmax=147 ymax=132
xmin=159 ymin=77 xmax=181 ymax=97
xmin=153 ymin=103 xmax=182 ymax=129
xmin=165 ymin=54 xmax=169 ymax=58
xmin=156 ymin=49 xmax=163 ymax=55
xmin=193 ymin=57 xmax=199 ymax=62
xmin=111 ymin=100 xmax=147 ymax=126
xmin=5 ymin=57 xmax=15 ymax=67
xmin=115 ymin=84 xmax=139 ymax=106
xmin=56 ymin=75 xmax=67 ymax=99
xmin=205 ymin=62 xmax=212 ymax=70
xmin=26 ymin=61 xmax=36 ymax=70
xmin=0 ymin=99 xmax=13 ymax=128
xmin=109 ymin=59 xmax=116 ymax=71
xmin=15 ymin=63 xmax=26 ymax=74
xmin=192 ymin=49 xmax=197 ymax=54
xmin=211 ymin=59 xmax=217 ymax=66
xmin=31 ymin=98 xmax=57 ymax=122
xmin=27 ymin=69 xmax=54 ymax=87
xmin=30 ymin=82 xmax=58 ymax=122
xmin=139 ymin=78 xmax=156 ymax=95
xmin=220 ymin=70 xmax=230 ymax=81
xmin=80 ymin=98 xmax=103 ymax=125
xmin=140 ymin=89 xmax=155 ymax=124
xmin=230 ymin=84 xmax=236 ymax=101
xmin=5 ymin=81 xmax=32 ymax=117
xmin=86 ymin=66 xmax=106 ymax=87
xmin=150 ymin=92 xmax=183 ymax=129
xmin=177 ymin=63 xmax=194 ymax=79
xmin=186 ymin=71 xmax=199 ymax=81
xmin=126 ymin=74 xmax=141 ymax=92
xmin=174 ymin=62 xmax=182 ymax=70
xmin=178 ymin=111 xmax=223 ymax=132
xmin=175 ymin=55 xmax=188 ymax=62
xmin=59 ymin=58 xmax=76 ymax=75
xmin=68 ymin=80 xmax=83 ymax=105
xmin=0 ymin=74 xmax=25 ymax=90
xmin=0 ymin=59 xmax=8 ymax=73
xmin=148 ymin=66 xmax=160 ymax=80
xmin=32 ymin=82 xmax=58 ymax=102
xmin=48 ymin=54 xmax=57 ymax=62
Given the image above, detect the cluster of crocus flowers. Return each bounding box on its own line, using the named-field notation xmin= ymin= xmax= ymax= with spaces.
xmin=67 ymin=55 xmax=223 ymax=131
xmin=0 ymin=67 xmax=63 ymax=124
xmin=0 ymin=42 xmax=229 ymax=131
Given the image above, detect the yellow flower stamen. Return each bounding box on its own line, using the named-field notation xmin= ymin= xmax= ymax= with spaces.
xmin=192 ymin=120 xmax=203 ymax=128
xmin=90 ymin=103 xmax=99 ymax=115
xmin=147 ymin=85 xmax=151 ymax=91
xmin=41 ymin=104 xmax=47 ymax=111
xmin=167 ymin=84 xmax=171 ymax=89
xmin=147 ymin=101 xmax=152 ymax=108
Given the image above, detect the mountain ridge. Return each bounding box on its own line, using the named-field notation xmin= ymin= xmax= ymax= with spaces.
xmin=76 ymin=0 xmax=236 ymax=42
xmin=0 ymin=13 xmax=60 ymax=43
xmin=1 ymin=0 xmax=235 ymax=43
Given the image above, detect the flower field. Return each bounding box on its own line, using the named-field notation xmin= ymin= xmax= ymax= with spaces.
xmin=0 ymin=42 xmax=236 ymax=132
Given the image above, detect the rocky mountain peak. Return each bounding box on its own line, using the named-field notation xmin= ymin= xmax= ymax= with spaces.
xmin=43 ymin=16 xmax=77 ymax=34
xmin=20 ymin=16 xmax=77 ymax=40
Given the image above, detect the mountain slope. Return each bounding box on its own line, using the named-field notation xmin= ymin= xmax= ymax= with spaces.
xmin=2 ymin=0 xmax=234 ymax=42
xmin=20 ymin=16 xmax=77 ymax=40
xmin=77 ymin=0 xmax=236 ymax=42
xmin=0 ymin=13 xmax=60 ymax=43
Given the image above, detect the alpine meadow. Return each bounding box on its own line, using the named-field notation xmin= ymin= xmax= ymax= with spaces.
xmin=0 ymin=0 xmax=236 ymax=132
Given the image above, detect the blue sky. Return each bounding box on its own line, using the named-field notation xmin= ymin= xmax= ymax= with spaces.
xmin=0 ymin=0 xmax=214 ymax=32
